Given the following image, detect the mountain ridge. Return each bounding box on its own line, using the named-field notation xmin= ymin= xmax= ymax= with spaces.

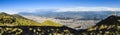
xmin=81 ymin=15 xmax=120 ymax=35
xmin=0 ymin=12 xmax=41 ymax=26
xmin=0 ymin=12 xmax=65 ymax=27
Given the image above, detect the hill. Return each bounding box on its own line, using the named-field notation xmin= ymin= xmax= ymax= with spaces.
xmin=0 ymin=12 xmax=76 ymax=35
xmin=81 ymin=15 xmax=120 ymax=35
xmin=0 ymin=12 xmax=41 ymax=26
xmin=40 ymin=20 xmax=63 ymax=27
xmin=0 ymin=12 xmax=64 ymax=26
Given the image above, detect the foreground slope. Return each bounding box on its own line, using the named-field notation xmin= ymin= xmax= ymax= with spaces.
xmin=81 ymin=15 xmax=120 ymax=35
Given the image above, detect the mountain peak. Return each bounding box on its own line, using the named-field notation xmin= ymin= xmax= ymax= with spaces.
xmin=93 ymin=15 xmax=120 ymax=26
xmin=83 ymin=15 xmax=120 ymax=35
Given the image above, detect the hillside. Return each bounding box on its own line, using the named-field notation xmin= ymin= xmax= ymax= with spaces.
xmin=0 ymin=12 xmax=77 ymax=35
xmin=40 ymin=20 xmax=63 ymax=27
xmin=0 ymin=12 xmax=64 ymax=27
xmin=81 ymin=15 xmax=120 ymax=35
xmin=0 ymin=12 xmax=42 ymax=26
xmin=19 ymin=11 xmax=116 ymax=20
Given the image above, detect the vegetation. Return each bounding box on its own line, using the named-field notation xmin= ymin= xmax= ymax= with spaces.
xmin=40 ymin=20 xmax=63 ymax=27
xmin=0 ymin=26 xmax=76 ymax=35
xmin=81 ymin=15 xmax=120 ymax=35
xmin=0 ymin=12 xmax=42 ymax=26
xmin=0 ymin=12 xmax=64 ymax=26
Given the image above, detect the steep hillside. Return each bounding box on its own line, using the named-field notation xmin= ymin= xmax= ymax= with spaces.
xmin=81 ymin=15 xmax=120 ymax=35
xmin=0 ymin=12 xmax=41 ymax=26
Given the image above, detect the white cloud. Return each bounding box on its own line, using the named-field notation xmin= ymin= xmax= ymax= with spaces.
xmin=0 ymin=7 xmax=120 ymax=14
xmin=0 ymin=9 xmax=17 ymax=14
xmin=55 ymin=7 xmax=120 ymax=12
xmin=0 ymin=9 xmax=39 ymax=14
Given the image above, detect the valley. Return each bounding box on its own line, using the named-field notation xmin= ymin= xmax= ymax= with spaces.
xmin=22 ymin=15 xmax=100 ymax=29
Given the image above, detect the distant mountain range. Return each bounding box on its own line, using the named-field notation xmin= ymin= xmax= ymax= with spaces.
xmin=18 ymin=11 xmax=120 ymax=20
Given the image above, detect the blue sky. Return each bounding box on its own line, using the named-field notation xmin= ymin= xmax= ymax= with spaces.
xmin=0 ymin=0 xmax=120 ymax=14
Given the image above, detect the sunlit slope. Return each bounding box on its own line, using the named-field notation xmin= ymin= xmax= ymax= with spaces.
xmin=40 ymin=20 xmax=63 ymax=27
xmin=0 ymin=12 xmax=41 ymax=26
xmin=82 ymin=15 xmax=120 ymax=35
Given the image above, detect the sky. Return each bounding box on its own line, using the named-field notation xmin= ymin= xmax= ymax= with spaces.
xmin=0 ymin=0 xmax=120 ymax=14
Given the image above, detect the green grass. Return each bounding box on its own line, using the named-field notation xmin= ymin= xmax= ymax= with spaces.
xmin=40 ymin=20 xmax=63 ymax=27
xmin=0 ymin=12 xmax=41 ymax=26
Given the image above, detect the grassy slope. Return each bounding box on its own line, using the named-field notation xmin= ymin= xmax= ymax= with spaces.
xmin=0 ymin=12 xmax=63 ymax=27
xmin=40 ymin=20 xmax=63 ymax=27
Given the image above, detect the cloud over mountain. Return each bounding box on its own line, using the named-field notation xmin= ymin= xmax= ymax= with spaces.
xmin=0 ymin=7 xmax=120 ymax=14
xmin=56 ymin=7 xmax=120 ymax=12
